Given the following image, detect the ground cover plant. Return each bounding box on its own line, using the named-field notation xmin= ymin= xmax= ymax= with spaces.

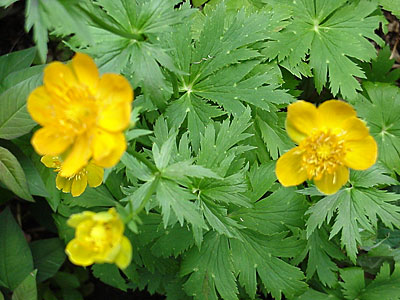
xmin=1 ymin=0 xmax=400 ymax=299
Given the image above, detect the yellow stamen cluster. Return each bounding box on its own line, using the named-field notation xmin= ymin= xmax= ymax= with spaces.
xmin=299 ymin=130 xmax=346 ymax=180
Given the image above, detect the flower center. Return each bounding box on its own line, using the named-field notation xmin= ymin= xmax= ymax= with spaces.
xmin=87 ymin=223 xmax=112 ymax=252
xmin=299 ymin=130 xmax=346 ymax=180
xmin=57 ymin=86 xmax=98 ymax=134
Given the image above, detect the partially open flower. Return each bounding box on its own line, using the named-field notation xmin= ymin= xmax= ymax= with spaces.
xmin=28 ymin=53 xmax=133 ymax=178
xmin=65 ymin=208 xmax=132 ymax=269
xmin=276 ymin=100 xmax=378 ymax=194
xmin=41 ymin=155 xmax=103 ymax=197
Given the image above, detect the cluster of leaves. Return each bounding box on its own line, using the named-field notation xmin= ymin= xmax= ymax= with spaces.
xmin=1 ymin=0 xmax=400 ymax=300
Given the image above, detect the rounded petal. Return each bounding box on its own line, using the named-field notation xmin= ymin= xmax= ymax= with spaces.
xmin=31 ymin=127 xmax=74 ymax=155
xmin=41 ymin=155 xmax=60 ymax=168
xmin=96 ymin=73 xmax=133 ymax=106
xmin=71 ymin=53 xmax=99 ymax=93
xmin=65 ymin=239 xmax=94 ymax=267
xmin=314 ymin=166 xmax=349 ymax=195
xmin=97 ymin=100 xmax=131 ymax=132
xmin=114 ymin=236 xmax=132 ymax=269
xmin=344 ymin=136 xmax=377 ymax=170
xmin=60 ymin=135 xmax=92 ymax=178
xmin=91 ymin=129 xmax=126 ymax=168
xmin=317 ymin=100 xmax=356 ymax=130
xmin=340 ymin=117 xmax=370 ymax=141
xmin=67 ymin=211 xmax=95 ymax=228
xmin=286 ymin=101 xmax=319 ymax=143
xmin=27 ymin=86 xmax=56 ymax=126
xmin=56 ymin=175 xmax=73 ymax=193
xmin=86 ymin=163 xmax=104 ymax=187
xmin=276 ymin=147 xmax=307 ymax=186
xmin=71 ymin=173 xmax=88 ymax=197
xmin=43 ymin=61 xmax=78 ymax=97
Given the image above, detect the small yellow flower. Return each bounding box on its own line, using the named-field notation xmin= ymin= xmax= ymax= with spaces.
xmin=41 ymin=155 xmax=103 ymax=197
xmin=276 ymin=100 xmax=378 ymax=194
xmin=28 ymin=53 xmax=133 ymax=178
xmin=65 ymin=208 xmax=132 ymax=269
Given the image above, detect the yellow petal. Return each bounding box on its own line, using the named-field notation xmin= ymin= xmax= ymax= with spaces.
xmin=27 ymin=86 xmax=56 ymax=126
xmin=286 ymin=101 xmax=319 ymax=143
xmin=86 ymin=162 xmax=104 ymax=187
xmin=58 ymin=176 xmax=73 ymax=193
xmin=344 ymin=136 xmax=377 ymax=170
xmin=91 ymin=129 xmax=126 ymax=168
xmin=60 ymin=135 xmax=91 ymax=178
xmin=340 ymin=117 xmax=370 ymax=141
xmin=41 ymin=155 xmax=60 ymax=168
xmin=275 ymin=147 xmax=307 ymax=186
xmin=114 ymin=236 xmax=132 ymax=269
xmin=317 ymin=100 xmax=356 ymax=130
xmin=31 ymin=127 xmax=73 ymax=155
xmin=71 ymin=53 xmax=99 ymax=93
xmin=65 ymin=239 xmax=94 ymax=267
xmin=43 ymin=61 xmax=77 ymax=97
xmin=96 ymin=74 xmax=133 ymax=132
xmin=71 ymin=172 xmax=88 ymax=197
xmin=314 ymin=166 xmax=349 ymax=195
xmin=67 ymin=211 xmax=95 ymax=228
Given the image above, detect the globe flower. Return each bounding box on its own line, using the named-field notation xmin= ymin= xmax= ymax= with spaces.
xmin=276 ymin=100 xmax=377 ymax=194
xmin=27 ymin=53 xmax=133 ymax=178
xmin=65 ymin=208 xmax=132 ymax=269
xmin=41 ymin=155 xmax=103 ymax=197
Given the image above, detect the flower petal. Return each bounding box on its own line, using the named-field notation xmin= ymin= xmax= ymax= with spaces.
xmin=276 ymin=147 xmax=307 ymax=186
xmin=286 ymin=101 xmax=319 ymax=143
xmin=60 ymin=135 xmax=91 ymax=177
xmin=96 ymin=74 xmax=133 ymax=132
xmin=344 ymin=136 xmax=377 ymax=170
xmin=43 ymin=61 xmax=77 ymax=97
xmin=65 ymin=239 xmax=94 ymax=267
xmin=86 ymin=162 xmax=104 ymax=187
xmin=67 ymin=211 xmax=95 ymax=228
xmin=56 ymin=175 xmax=73 ymax=193
xmin=114 ymin=236 xmax=132 ymax=269
xmin=71 ymin=172 xmax=88 ymax=197
xmin=31 ymin=127 xmax=74 ymax=155
xmin=317 ymin=100 xmax=356 ymax=130
xmin=340 ymin=117 xmax=370 ymax=141
xmin=314 ymin=166 xmax=349 ymax=195
xmin=92 ymin=129 xmax=126 ymax=168
xmin=71 ymin=53 xmax=99 ymax=93
xmin=41 ymin=155 xmax=60 ymax=168
xmin=27 ymin=86 xmax=56 ymax=126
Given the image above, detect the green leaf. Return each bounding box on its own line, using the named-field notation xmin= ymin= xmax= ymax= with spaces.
xmin=306 ymin=188 xmax=400 ymax=263
xmin=0 ymin=0 xmax=19 ymax=7
xmin=339 ymin=267 xmax=365 ymax=300
xmin=0 ymin=73 xmax=42 ymax=140
xmin=0 ymin=207 xmax=34 ymax=290
xmin=181 ymin=232 xmax=238 ymax=300
xmin=303 ymin=228 xmax=345 ymax=287
xmin=92 ymin=264 xmax=128 ymax=291
xmin=0 ymin=48 xmax=36 ymax=90
xmin=379 ymin=0 xmax=400 ymax=18
xmin=294 ymin=288 xmax=341 ymax=300
xmin=355 ymin=82 xmax=400 ymax=174
xmin=30 ymin=238 xmax=66 ymax=283
xmin=235 ymin=187 xmax=308 ymax=235
xmin=151 ymin=225 xmax=195 ymax=258
xmin=12 ymin=270 xmax=37 ymax=300
xmin=264 ymin=0 xmax=383 ymax=98
xmin=0 ymin=146 xmax=33 ymax=202
xmin=231 ymin=230 xmax=307 ymax=299
xmin=350 ymin=164 xmax=398 ymax=188
xmin=61 ymin=185 xmax=117 ymax=208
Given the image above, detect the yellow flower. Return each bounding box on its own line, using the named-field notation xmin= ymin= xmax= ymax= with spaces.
xmin=28 ymin=53 xmax=133 ymax=178
xmin=65 ymin=208 xmax=132 ymax=269
xmin=41 ymin=155 xmax=104 ymax=197
xmin=276 ymin=100 xmax=377 ymax=194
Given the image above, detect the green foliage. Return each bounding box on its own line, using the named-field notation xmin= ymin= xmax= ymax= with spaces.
xmin=2 ymin=0 xmax=400 ymax=299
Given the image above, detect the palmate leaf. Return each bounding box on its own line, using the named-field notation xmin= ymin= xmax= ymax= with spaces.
xmin=306 ymin=186 xmax=400 ymax=263
xmin=355 ymin=82 xmax=400 ymax=174
xmin=263 ymin=0 xmax=383 ymax=98
xmin=165 ymin=3 xmax=294 ymax=147
xmin=71 ymin=0 xmax=192 ymax=108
